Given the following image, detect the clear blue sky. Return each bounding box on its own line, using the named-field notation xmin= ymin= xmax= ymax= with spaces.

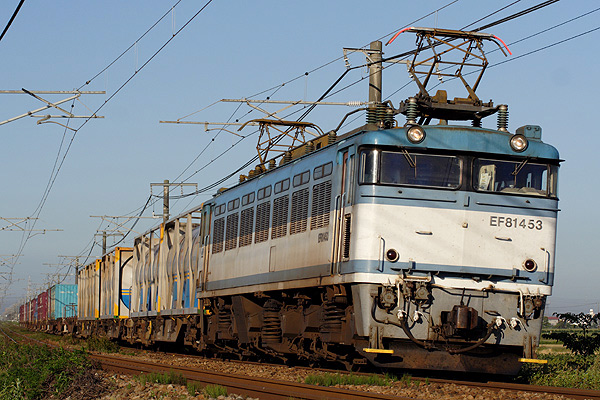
xmin=1 ymin=0 xmax=598 ymax=315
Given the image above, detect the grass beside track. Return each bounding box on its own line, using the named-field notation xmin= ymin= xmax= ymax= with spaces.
xmin=7 ymin=322 xmax=600 ymax=394
xmin=0 ymin=339 xmax=103 ymax=400
xmin=304 ymin=372 xmax=397 ymax=387
xmin=518 ymin=353 xmax=600 ymax=389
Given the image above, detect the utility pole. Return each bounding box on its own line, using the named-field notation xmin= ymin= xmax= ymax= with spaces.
xmin=56 ymin=255 xmax=81 ymax=284
xmin=90 ymin=215 xmax=158 ymax=237
xmin=43 ymin=262 xmax=76 ymax=286
xmin=95 ymin=231 xmax=125 ymax=255
xmin=163 ymin=180 xmax=169 ymax=224
xmin=150 ymin=181 xmax=198 ymax=224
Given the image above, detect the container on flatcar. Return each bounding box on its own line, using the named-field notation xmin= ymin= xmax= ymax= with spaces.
xmin=24 ymin=300 xmax=30 ymax=323
xmin=99 ymin=247 xmax=133 ymax=319
xmin=131 ymin=213 xmax=201 ymax=318
xmin=77 ymin=259 xmax=100 ymax=320
xmin=49 ymin=284 xmax=78 ymax=319
xmin=37 ymin=291 xmax=49 ymax=322
xmin=30 ymin=297 xmax=38 ymax=322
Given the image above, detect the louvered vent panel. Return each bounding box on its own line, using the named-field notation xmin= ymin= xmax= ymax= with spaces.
xmin=212 ymin=217 xmax=225 ymax=254
xmin=290 ymin=188 xmax=309 ymax=235
xmin=225 ymin=213 xmax=239 ymax=251
xmin=342 ymin=214 xmax=351 ymax=260
xmin=255 ymin=202 xmax=271 ymax=243
xmin=272 ymin=195 xmax=289 ymax=239
xmin=239 ymin=208 xmax=254 ymax=247
xmin=311 ymin=180 xmax=332 ymax=230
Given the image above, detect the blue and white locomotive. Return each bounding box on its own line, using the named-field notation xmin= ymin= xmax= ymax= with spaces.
xmin=71 ymin=28 xmax=559 ymax=375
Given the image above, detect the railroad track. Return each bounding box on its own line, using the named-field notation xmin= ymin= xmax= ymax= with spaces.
xmin=0 ymin=323 xmax=57 ymax=347
xmin=6 ymin=325 xmax=600 ymax=400
xmin=0 ymin=323 xmax=17 ymax=343
xmin=423 ymin=377 xmax=600 ymax=400
xmin=92 ymin=352 xmax=412 ymax=400
xmin=141 ymin=346 xmax=600 ymax=400
xmin=93 ymin=351 xmax=600 ymax=400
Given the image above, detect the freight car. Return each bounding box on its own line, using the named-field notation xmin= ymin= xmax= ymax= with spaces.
xmin=20 ymin=284 xmax=78 ymax=332
xmin=34 ymin=28 xmax=561 ymax=375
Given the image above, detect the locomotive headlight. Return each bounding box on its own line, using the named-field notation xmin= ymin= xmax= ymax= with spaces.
xmin=385 ymin=249 xmax=399 ymax=262
xmin=509 ymin=134 xmax=528 ymax=152
xmin=523 ymin=259 xmax=537 ymax=272
xmin=406 ymin=126 xmax=426 ymax=144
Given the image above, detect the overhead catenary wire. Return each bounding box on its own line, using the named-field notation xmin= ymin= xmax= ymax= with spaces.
xmin=424 ymin=8 xmax=600 ymax=94
xmin=0 ymin=0 xmax=26 ymax=44
xmin=156 ymin=0 xmax=467 ymax=215
xmin=491 ymin=24 xmax=600 ymax=68
xmin=460 ymin=0 xmax=523 ymax=31
xmin=8 ymin=1 xmax=582 ymax=304
xmin=151 ymin=1 xmax=558 ymax=209
xmin=177 ymin=0 xmax=463 ymax=122
xmin=77 ymin=0 xmax=184 ymax=91
xmin=3 ymin=0 xmax=215 ymax=306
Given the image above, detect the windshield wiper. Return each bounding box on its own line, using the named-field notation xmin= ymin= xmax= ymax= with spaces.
xmin=401 ymin=148 xmax=417 ymax=168
xmin=511 ymin=158 xmax=529 ymax=176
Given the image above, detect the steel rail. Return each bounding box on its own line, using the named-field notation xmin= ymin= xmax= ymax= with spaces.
xmin=0 ymin=324 xmax=17 ymax=343
xmin=424 ymin=378 xmax=600 ymax=400
xmin=108 ymin=340 xmax=600 ymax=400
xmin=91 ymin=353 xmax=414 ymax=400
xmin=9 ymin=325 xmax=600 ymax=400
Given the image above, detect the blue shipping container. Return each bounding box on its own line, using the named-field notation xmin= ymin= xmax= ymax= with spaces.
xmin=49 ymin=284 xmax=78 ymax=319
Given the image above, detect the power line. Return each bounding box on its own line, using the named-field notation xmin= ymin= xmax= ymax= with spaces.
xmin=9 ymin=0 xmax=213 ymax=262
xmin=177 ymin=0 xmax=462 ymax=121
xmin=6 ymin=0 xmax=216 ymax=298
xmin=492 ymin=25 xmax=600 ymax=68
xmin=460 ymin=0 xmax=523 ymax=30
xmin=0 ymin=0 xmax=25 ymax=43
xmin=77 ymin=0 xmax=184 ymax=91
xmin=156 ymin=1 xmax=469 ymax=215
xmin=84 ymin=1 xmax=572 ymax=230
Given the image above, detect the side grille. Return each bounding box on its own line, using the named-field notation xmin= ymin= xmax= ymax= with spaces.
xmin=311 ymin=180 xmax=331 ymax=230
xmin=342 ymin=214 xmax=351 ymax=260
xmin=225 ymin=213 xmax=239 ymax=251
xmin=212 ymin=217 xmax=225 ymax=254
xmin=255 ymin=201 xmax=271 ymax=243
xmin=239 ymin=208 xmax=254 ymax=247
xmin=272 ymin=195 xmax=289 ymax=239
xmin=290 ymin=188 xmax=309 ymax=235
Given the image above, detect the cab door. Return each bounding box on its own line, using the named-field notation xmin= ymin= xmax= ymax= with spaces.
xmin=332 ymin=146 xmax=356 ymax=274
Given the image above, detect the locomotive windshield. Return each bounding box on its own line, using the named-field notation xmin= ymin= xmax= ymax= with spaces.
xmin=474 ymin=158 xmax=558 ymax=197
xmin=360 ymin=149 xmax=462 ymax=189
xmin=360 ymin=149 xmax=559 ymax=197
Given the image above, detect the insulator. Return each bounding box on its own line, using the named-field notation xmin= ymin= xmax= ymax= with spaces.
xmin=268 ymin=159 xmax=276 ymax=170
xmin=283 ymin=151 xmax=292 ymax=164
xmin=305 ymin=141 xmax=314 ymax=154
xmin=248 ymin=170 xmax=255 ymax=178
xmin=377 ymin=103 xmax=388 ymax=125
xmin=406 ymin=97 xmax=418 ymax=125
xmin=366 ymin=102 xmax=395 ymax=128
xmin=346 ymin=101 xmax=362 ymax=107
xmin=366 ymin=107 xmax=378 ymax=124
xmin=497 ymin=104 xmax=509 ymax=132
xmin=239 ymin=175 xmax=247 ymax=183
xmin=385 ymin=107 xmax=396 ymax=127
xmin=472 ymin=118 xmax=482 ymax=128
xmin=327 ymin=131 xmax=337 ymax=145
